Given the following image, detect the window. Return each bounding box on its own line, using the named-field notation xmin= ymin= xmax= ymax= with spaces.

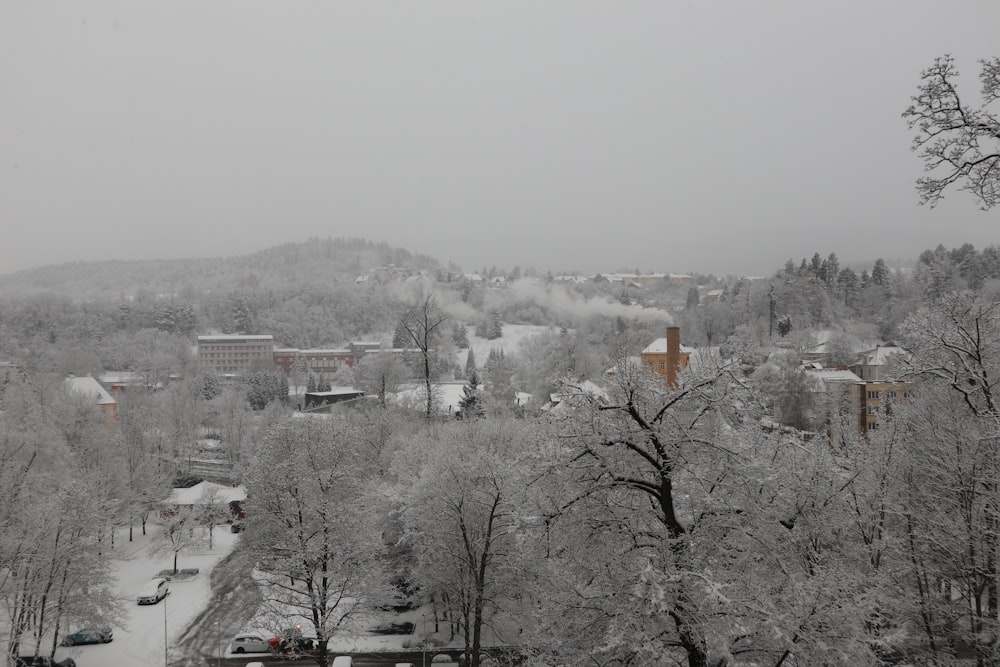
xmin=867 ymin=422 xmax=879 ymax=431
xmin=869 ymin=406 xmax=879 ymax=415
xmin=868 ymin=390 xmax=880 ymax=400
xmin=659 ymin=361 xmax=665 ymax=371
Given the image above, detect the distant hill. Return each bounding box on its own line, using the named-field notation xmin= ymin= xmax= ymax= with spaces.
xmin=0 ymin=238 xmax=442 ymax=299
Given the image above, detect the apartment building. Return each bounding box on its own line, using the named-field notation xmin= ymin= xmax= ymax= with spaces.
xmin=804 ymin=363 xmax=911 ymax=438
xmin=197 ymin=335 xmax=275 ymax=375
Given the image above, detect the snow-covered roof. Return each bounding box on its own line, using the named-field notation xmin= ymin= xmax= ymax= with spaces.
xmin=168 ymin=481 xmax=247 ymax=505
xmin=306 ymin=388 xmax=363 ymax=397
xmin=805 ymin=368 xmax=864 ymax=385
xmin=66 ymin=375 xmax=116 ymax=406
xmin=542 ymin=380 xmax=609 ymax=412
xmin=391 ymin=382 xmax=469 ymax=415
xmin=197 ymin=335 xmax=273 ymax=342
xmin=856 ymin=344 xmax=909 ymax=366
xmin=641 ymin=338 xmax=697 ymax=355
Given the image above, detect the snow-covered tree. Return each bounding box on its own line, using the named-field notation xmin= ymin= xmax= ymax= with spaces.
xmin=243 ymin=417 xmax=385 ymax=667
xmin=903 ymin=55 xmax=1000 ymax=209
xmin=356 ymin=351 xmax=405 ymax=409
xmin=401 ymin=421 xmax=528 ymax=667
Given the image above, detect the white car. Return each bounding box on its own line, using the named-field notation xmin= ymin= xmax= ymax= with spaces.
xmin=230 ymin=632 xmax=271 ymax=654
xmin=136 ymin=577 xmax=169 ymax=605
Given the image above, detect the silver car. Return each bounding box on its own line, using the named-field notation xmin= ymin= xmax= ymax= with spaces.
xmin=136 ymin=577 xmax=169 ymax=605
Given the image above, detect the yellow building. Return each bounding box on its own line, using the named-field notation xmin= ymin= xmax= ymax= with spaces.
xmin=857 ymin=380 xmax=912 ymax=434
xmin=641 ymin=326 xmax=693 ymax=388
xmin=804 ymin=364 xmax=911 ymax=438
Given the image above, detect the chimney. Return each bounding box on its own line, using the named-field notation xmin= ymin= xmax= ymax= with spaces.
xmin=666 ymin=326 xmax=681 ymax=388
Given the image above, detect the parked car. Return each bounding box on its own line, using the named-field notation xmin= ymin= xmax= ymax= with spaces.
xmin=331 ymin=658 xmax=353 ymax=667
xmin=230 ymin=632 xmax=271 ymax=654
xmin=61 ymin=627 xmax=113 ymax=645
xmin=136 ymin=577 xmax=169 ymax=605
xmin=15 ymin=657 xmax=76 ymax=667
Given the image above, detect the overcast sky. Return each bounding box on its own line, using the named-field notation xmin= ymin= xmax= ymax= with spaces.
xmin=2 ymin=1 xmax=998 ymax=278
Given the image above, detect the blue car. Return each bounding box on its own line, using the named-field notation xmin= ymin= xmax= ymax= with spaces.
xmin=60 ymin=627 xmax=113 ymax=646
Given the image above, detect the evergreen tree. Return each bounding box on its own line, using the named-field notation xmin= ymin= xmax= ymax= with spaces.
xmin=871 ymin=258 xmax=888 ymax=286
xmin=826 ymin=252 xmax=840 ymax=286
xmin=307 ymin=374 xmax=317 ymax=393
xmin=393 ymin=319 xmax=411 ymax=349
xmin=200 ymin=373 xmax=222 ymax=401
xmin=837 ymin=267 xmax=859 ymax=307
xmin=685 ymin=287 xmax=700 ymax=310
xmin=810 ymin=252 xmax=823 ymax=276
xmin=465 ymin=348 xmax=477 ymax=379
xmin=777 ymin=315 xmax=793 ymax=337
xmin=452 ymin=323 xmax=469 ymax=349
xmin=488 ymin=311 xmax=503 ymax=340
xmin=457 ymin=368 xmax=484 ymax=418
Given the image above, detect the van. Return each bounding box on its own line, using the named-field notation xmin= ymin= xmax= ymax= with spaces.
xmin=136 ymin=577 xmax=169 ymax=605
xmin=331 ymin=657 xmax=353 ymax=667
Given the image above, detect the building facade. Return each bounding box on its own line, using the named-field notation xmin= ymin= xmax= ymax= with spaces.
xmin=641 ymin=326 xmax=693 ymax=387
xmin=197 ymin=335 xmax=275 ymax=375
xmin=273 ymin=348 xmax=356 ymax=382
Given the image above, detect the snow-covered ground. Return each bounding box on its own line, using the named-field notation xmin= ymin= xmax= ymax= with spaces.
xmin=24 ymin=510 xmax=495 ymax=666
xmin=457 ymin=323 xmax=555 ymax=370
xmin=39 ymin=525 xmax=239 ymax=667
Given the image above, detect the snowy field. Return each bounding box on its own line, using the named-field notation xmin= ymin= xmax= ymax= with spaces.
xmin=456 ymin=323 xmax=555 ymax=369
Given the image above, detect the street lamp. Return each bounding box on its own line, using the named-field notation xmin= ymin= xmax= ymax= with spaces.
xmin=163 ymin=594 xmax=169 ymax=667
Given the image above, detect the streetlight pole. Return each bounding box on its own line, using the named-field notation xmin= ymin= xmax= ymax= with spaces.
xmin=163 ymin=594 xmax=169 ymax=667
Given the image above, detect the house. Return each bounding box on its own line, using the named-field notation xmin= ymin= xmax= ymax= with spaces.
xmin=65 ymin=375 xmax=118 ymax=420
xmin=164 ymin=481 xmax=247 ymax=523
xmin=541 ymin=380 xmax=609 ymax=413
xmin=850 ymin=344 xmax=910 ymax=382
xmin=640 ymin=326 xmax=694 ymax=388
xmin=390 ymin=381 xmax=470 ymax=416
xmin=701 ymin=289 xmax=725 ymax=304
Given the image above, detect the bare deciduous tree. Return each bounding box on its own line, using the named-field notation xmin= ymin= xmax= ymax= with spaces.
xmin=398 ymin=295 xmax=449 ymax=419
xmin=904 ymin=55 xmax=1000 ymax=209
